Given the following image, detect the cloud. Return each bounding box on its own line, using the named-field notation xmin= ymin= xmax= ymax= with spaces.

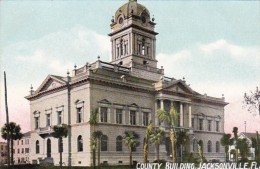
xmin=0 ymin=26 xmax=111 ymax=139
xmin=199 ymin=39 xmax=260 ymax=67
xmin=2 ymin=25 xmax=111 ymax=75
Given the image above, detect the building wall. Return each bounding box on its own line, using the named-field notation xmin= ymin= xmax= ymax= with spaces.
xmin=13 ymin=137 xmax=30 ymax=164
xmin=0 ymin=142 xmax=7 ymax=164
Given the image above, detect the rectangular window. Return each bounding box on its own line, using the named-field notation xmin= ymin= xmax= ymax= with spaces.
xmin=57 ymin=111 xmax=62 ymax=125
xmin=192 ymin=118 xmax=195 ymax=128
xmin=46 ymin=114 xmax=51 ymax=126
xmin=21 ymin=140 xmax=23 ymax=145
xmin=18 ymin=149 xmax=20 ymax=154
xmin=25 ymin=148 xmax=29 ymax=154
xmin=100 ymin=107 xmax=108 ymax=123
xmin=130 ymin=110 xmax=136 ymax=125
xmin=208 ymin=120 xmax=212 ymax=131
xmin=143 ymin=112 xmax=149 ymax=126
xmin=35 ymin=117 xmax=39 ymax=129
xmin=116 ymin=109 xmax=123 ymax=124
xmin=216 ymin=121 xmax=220 ymax=132
xmin=77 ymin=107 xmax=82 ymax=123
xmin=199 ymin=119 xmax=203 ymax=130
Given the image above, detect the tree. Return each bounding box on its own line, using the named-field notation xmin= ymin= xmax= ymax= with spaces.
xmin=143 ymin=123 xmax=152 ymax=163
xmin=251 ymin=131 xmax=260 ymax=163
xmin=176 ymin=130 xmax=189 ymax=162
xmin=1 ymin=122 xmax=22 ymax=165
xmin=92 ymin=130 xmax=103 ymax=166
xmin=150 ymin=128 xmax=165 ymax=161
xmin=157 ymin=106 xmax=178 ymax=162
xmin=237 ymin=138 xmax=250 ymax=160
xmin=90 ymin=136 xmax=97 ymax=169
xmin=4 ymin=71 xmax=10 ymax=168
xmin=233 ymin=127 xmax=239 ymax=162
xmin=123 ymin=131 xmax=140 ymax=166
xmin=52 ymin=124 xmax=68 ymax=169
xmin=88 ymin=108 xmax=99 ymax=131
xmin=221 ymin=133 xmax=233 ymax=162
xmin=244 ymin=86 xmax=260 ymax=116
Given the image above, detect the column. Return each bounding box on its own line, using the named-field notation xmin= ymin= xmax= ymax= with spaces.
xmin=189 ymin=105 xmax=192 ymax=128
xmin=160 ymin=99 xmax=164 ymax=127
xmin=160 ymin=99 xmax=164 ymax=110
xmin=180 ymin=103 xmax=183 ymax=127
xmin=155 ymin=100 xmax=158 ymax=126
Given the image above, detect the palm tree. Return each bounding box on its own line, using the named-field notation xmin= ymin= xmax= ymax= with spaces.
xmin=90 ymin=136 xmax=97 ymax=169
xmin=143 ymin=123 xmax=152 ymax=163
xmin=123 ymin=131 xmax=140 ymax=166
xmin=4 ymin=71 xmax=10 ymax=168
xmin=52 ymin=124 xmax=68 ymax=169
xmin=232 ymin=127 xmax=238 ymax=162
xmin=176 ymin=130 xmax=189 ymax=162
xmin=1 ymin=122 xmax=22 ymax=165
xmin=150 ymin=128 xmax=165 ymax=161
xmin=157 ymin=106 xmax=178 ymax=162
xmin=92 ymin=130 xmax=103 ymax=166
xmin=237 ymin=138 xmax=250 ymax=160
xmin=220 ymin=133 xmax=233 ymax=162
xmin=88 ymin=108 xmax=99 ymax=131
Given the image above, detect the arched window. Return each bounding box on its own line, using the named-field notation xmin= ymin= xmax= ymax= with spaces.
xmin=193 ymin=140 xmax=197 ymax=152
xmin=116 ymin=136 xmax=122 ymax=151
xmin=101 ymin=135 xmax=108 ymax=151
xmin=198 ymin=140 xmax=203 ymax=153
xmin=47 ymin=139 xmax=51 ymax=157
xmin=216 ymin=141 xmax=220 ymax=153
xmin=36 ymin=140 xmax=39 ymax=154
xmin=77 ymin=135 xmax=83 ymax=152
xmin=207 ymin=140 xmax=212 ymax=153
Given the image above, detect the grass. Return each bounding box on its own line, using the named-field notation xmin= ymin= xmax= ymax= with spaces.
xmin=0 ymin=165 xmax=134 ymax=169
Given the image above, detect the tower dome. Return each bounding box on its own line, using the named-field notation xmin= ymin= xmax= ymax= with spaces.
xmin=114 ymin=0 xmax=150 ymax=22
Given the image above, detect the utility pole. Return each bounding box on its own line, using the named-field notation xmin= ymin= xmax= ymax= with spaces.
xmin=244 ymin=121 xmax=246 ymax=133
xmin=4 ymin=71 xmax=10 ymax=168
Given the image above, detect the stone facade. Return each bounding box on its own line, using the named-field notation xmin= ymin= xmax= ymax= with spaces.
xmin=25 ymin=0 xmax=227 ymax=166
xmin=13 ymin=132 xmax=30 ymax=164
xmin=0 ymin=142 xmax=8 ymax=164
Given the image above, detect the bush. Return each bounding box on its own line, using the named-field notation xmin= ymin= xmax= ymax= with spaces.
xmin=153 ymin=159 xmax=167 ymax=163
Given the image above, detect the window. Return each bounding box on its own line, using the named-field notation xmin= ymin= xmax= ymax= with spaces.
xmin=207 ymin=141 xmax=212 ymax=152
xmin=57 ymin=111 xmax=62 ymax=125
xmin=208 ymin=120 xmax=212 ymax=131
xmin=77 ymin=107 xmax=83 ymax=123
xmin=198 ymin=140 xmax=203 ymax=153
xmin=25 ymin=148 xmax=29 ymax=154
xmin=192 ymin=118 xmax=195 ymax=128
xmin=36 ymin=140 xmax=39 ymax=154
xmin=199 ymin=119 xmax=203 ymax=130
xmin=21 ymin=140 xmax=23 ymax=145
xmin=116 ymin=109 xmax=123 ymax=124
xmin=130 ymin=110 xmax=136 ymax=125
xmin=17 ymin=140 xmax=19 ymax=145
xmin=77 ymin=135 xmax=83 ymax=152
xmin=216 ymin=121 xmax=220 ymax=132
xmin=101 ymin=135 xmax=108 ymax=151
xmin=22 ymin=148 xmax=24 ymax=154
xmin=47 ymin=139 xmax=51 ymax=157
xmin=100 ymin=107 xmax=108 ymax=123
xmin=116 ymin=136 xmax=122 ymax=151
xmin=18 ymin=149 xmax=20 ymax=154
xmin=193 ymin=140 xmax=197 ymax=152
xmin=216 ymin=141 xmax=220 ymax=153
xmin=46 ymin=114 xmax=51 ymax=126
xmin=143 ymin=112 xmax=149 ymax=126
xmin=35 ymin=117 xmax=39 ymax=129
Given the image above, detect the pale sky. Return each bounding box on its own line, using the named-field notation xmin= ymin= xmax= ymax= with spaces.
xmin=0 ymin=1 xmax=259 ymax=139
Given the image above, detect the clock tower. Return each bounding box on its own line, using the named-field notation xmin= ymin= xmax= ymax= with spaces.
xmin=109 ymin=0 xmax=158 ymax=69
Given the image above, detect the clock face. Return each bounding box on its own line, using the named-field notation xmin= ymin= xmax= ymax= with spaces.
xmin=118 ymin=17 xmax=123 ymax=24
